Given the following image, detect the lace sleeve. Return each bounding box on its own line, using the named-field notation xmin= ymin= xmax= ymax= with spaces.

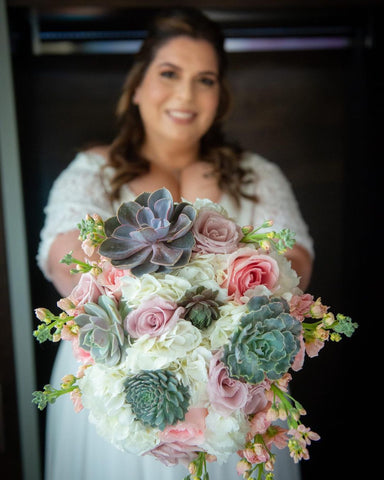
xmin=37 ymin=152 xmax=115 ymax=279
xmin=244 ymin=153 xmax=314 ymax=257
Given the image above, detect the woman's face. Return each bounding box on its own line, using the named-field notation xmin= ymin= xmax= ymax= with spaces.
xmin=133 ymin=36 xmax=220 ymax=152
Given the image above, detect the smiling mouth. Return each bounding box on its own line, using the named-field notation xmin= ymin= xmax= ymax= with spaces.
xmin=167 ymin=110 xmax=196 ymax=122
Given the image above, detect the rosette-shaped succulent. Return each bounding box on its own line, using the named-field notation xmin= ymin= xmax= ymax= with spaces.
xmin=179 ymin=286 xmax=222 ymax=329
xmin=124 ymin=370 xmax=190 ymax=431
xmin=76 ymin=295 xmax=125 ymax=366
xmin=222 ymin=295 xmax=302 ymax=384
xmin=99 ymin=188 xmax=196 ymax=276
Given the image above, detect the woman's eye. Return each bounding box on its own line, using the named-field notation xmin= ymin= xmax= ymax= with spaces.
xmin=199 ymin=76 xmax=216 ymax=87
xmin=160 ymin=70 xmax=177 ymax=79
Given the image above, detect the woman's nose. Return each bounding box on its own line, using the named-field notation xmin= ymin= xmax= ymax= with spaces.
xmin=175 ymin=79 xmax=194 ymax=102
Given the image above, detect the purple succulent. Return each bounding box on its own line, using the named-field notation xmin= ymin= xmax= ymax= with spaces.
xmin=99 ymin=188 xmax=196 ymax=276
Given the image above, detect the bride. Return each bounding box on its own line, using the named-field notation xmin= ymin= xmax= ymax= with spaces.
xmin=37 ymin=7 xmax=313 ymax=480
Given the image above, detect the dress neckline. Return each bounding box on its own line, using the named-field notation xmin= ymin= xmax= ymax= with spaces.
xmin=85 ymin=149 xmax=236 ymax=214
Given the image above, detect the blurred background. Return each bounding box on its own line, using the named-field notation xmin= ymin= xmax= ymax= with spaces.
xmin=1 ymin=1 xmax=381 ymax=479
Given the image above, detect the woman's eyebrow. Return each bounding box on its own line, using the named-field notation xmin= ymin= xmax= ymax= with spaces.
xmin=157 ymin=61 xmax=218 ymax=76
xmin=157 ymin=61 xmax=181 ymax=70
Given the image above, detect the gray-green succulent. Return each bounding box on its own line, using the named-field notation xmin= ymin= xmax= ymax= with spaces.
xmin=222 ymin=295 xmax=302 ymax=384
xmin=179 ymin=286 xmax=222 ymax=329
xmin=99 ymin=188 xmax=196 ymax=276
xmin=76 ymin=295 xmax=126 ymax=366
xmin=124 ymin=370 xmax=190 ymax=431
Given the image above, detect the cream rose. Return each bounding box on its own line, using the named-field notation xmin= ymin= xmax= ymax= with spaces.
xmin=192 ymin=208 xmax=242 ymax=254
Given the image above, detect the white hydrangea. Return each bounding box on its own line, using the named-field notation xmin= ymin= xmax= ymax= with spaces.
xmin=120 ymin=273 xmax=192 ymax=306
xmin=203 ymin=302 xmax=248 ymax=350
xmin=193 ymin=198 xmax=234 ymax=220
xmin=202 ymin=408 xmax=249 ymax=463
xmin=241 ymin=284 xmax=272 ymax=303
xmin=170 ymin=346 xmax=212 ymax=406
xmin=174 ymin=253 xmax=216 ymax=285
xmin=271 ymin=251 xmax=300 ymax=295
xmin=124 ymin=320 xmax=202 ymax=372
xmin=79 ymin=363 xmax=126 ymax=416
xmin=78 ymin=363 xmax=159 ymax=454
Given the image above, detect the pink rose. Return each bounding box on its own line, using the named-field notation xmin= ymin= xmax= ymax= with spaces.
xmin=244 ymin=381 xmax=269 ymax=415
xmin=97 ymin=261 xmax=129 ymax=300
xmin=71 ymin=336 xmax=94 ymax=364
xmin=207 ymin=351 xmax=249 ymax=415
xmin=192 ymin=209 xmax=242 ymax=254
xmin=225 ymin=248 xmax=279 ymax=303
xmin=159 ymin=408 xmax=208 ymax=446
xmin=124 ymin=296 xmax=184 ymax=338
xmin=58 ymin=273 xmax=105 ymax=315
xmin=145 ymin=441 xmax=202 ymax=467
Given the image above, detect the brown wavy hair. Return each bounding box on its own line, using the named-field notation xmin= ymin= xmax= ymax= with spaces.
xmin=108 ymin=7 xmax=256 ymax=206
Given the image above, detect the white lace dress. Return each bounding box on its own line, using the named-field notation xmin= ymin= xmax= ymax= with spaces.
xmin=38 ymin=151 xmax=313 ymax=480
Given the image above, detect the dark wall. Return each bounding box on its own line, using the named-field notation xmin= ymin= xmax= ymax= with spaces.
xmin=6 ymin=4 xmax=380 ymax=479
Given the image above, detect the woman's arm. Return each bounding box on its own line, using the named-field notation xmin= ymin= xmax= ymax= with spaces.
xmin=37 ymin=151 xmax=115 ymax=295
xmin=286 ymin=243 xmax=313 ymax=292
xmin=47 ymin=230 xmax=90 ymax=297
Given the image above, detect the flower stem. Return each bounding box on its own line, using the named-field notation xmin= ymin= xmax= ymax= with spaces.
xmin=185 ymin=453 xmax=209 ymax=480
xmin=32 ymin=382 xmax=78 ymax=410
xmin=33 ymin=309 xmax=74 ymax=343
xmin=270 ymin=383 xmax=304 ymax=429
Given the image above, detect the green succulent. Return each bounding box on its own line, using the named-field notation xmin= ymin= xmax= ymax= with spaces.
xmin=99 ymin=188 xmax=196 ymax=276
xmin=222 ymin=295 xmax=302 ymax=384
xmin=124 ymin=370 xmax=190 ymax=431
xmin=76 ymin=295 xmax=126 ymax=366
xmin=179 ymin=286 xmax=222 ymax=329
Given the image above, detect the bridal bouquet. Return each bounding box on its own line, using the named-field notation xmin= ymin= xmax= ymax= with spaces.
xmin=33 ymin=188 xmax=357 ymax=480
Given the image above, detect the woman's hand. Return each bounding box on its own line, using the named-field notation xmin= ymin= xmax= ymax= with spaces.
xmin=286 ymin=243 xmax=313 ymax=292
xmin=47 ymin=229 xmax=96 ymax=297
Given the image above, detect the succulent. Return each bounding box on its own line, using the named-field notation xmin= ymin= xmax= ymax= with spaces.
xmin=99 ymin=188 xmax=196 ymax=276
xmin=179 ymin=286 xmax=222 ymax=329
xmin=124 ymin=370 xmax=190 ymax=431
xmin=76 ymin=295 xmax=126 ymax=366
xmin=222 ymin=295 xmax=302 ymax=384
